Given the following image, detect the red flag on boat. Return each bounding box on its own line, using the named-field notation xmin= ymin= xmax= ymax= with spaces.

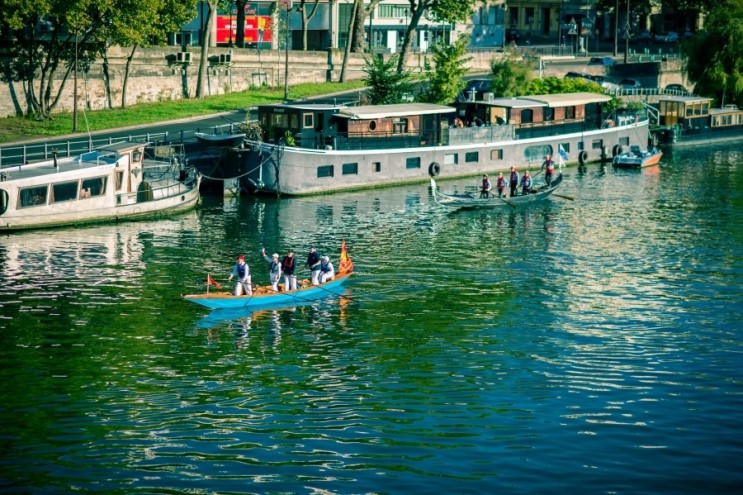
xmin=338 ymin=240 xmax=353 ymax=275
xmin=207 ymin=274 xmax=222 ymax=289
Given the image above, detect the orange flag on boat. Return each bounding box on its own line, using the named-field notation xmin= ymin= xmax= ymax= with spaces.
xmin=338 ymin=240 xmax=353 ymax=275
xmin=207 ymin=274 xmax=222 ymax=289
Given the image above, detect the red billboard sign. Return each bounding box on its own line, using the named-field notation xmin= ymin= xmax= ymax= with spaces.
xmin=216 ymin=15 xmax=272 ymax=44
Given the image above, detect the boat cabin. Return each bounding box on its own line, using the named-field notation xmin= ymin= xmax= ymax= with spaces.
xmin=657 ymin=96 xmax=713 ymax=129
xmin=709 ymin=104 xmax=743 ymax=128
xmin=456 ymin=92 xmax=612 ymax=139
xmin=256 ymin=102 xmax=456 ymax=150
xmin=332 ymin=103 xmax=456 ymax=149
xmin=257 ymin=103 xmax=347 ymax=148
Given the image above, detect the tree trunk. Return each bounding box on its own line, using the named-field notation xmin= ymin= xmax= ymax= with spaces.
xmin=121 ymin=45 xmax=138 ymax=108
xmin=340 ymin=0 xmax=361 ymax=82
xmin=396 ymin=3 xmax=426 ymax=74
xmin=300 ymin=1 xmax=321 ymax=51
xmin=352 ymin=0 xmax=380 ymax=53
xmin=196 ymin=1 xmax=217 ymax=99
xmin=236 ymin=0 xmax=246 ymax=48
xmin=101 ymin=52 xmax=112 ymax=110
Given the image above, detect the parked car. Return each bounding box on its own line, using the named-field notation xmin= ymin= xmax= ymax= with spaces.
xmin=620 ymin=78 xmax=642 ymax=90
xmin=593 ymin=75 xmax=622 ymax=92
xmin=655 ymin=32 xmax=679 ymax=43
xmin=664 ymin=84 xmax=690 ymax=95
xmin=588 ymin=56 xmax=617 ymax=66
xmin=636 ymin=31 xmax=654 ymax=44
xmin=683 ymin=30 xmax=694 ymax=39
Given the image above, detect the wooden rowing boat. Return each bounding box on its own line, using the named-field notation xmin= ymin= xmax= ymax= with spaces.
xmin=431 ymin=173 xmax=564 ymax=209
xmin=184 ymin=273 xmax=352 ymax=310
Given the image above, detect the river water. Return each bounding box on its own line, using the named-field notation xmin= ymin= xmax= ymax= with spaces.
xmin=1 ymin=142 xmax=741 ymax=494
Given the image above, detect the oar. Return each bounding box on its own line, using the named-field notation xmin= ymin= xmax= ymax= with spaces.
xmin=500 ymin=196 xmax=516 ymax=208
xmin=553 ymin=193 xmax=575 ymax=201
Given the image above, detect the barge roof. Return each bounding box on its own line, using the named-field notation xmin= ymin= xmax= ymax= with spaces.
xmin=336 ymin=103 xmax=455 ymax=120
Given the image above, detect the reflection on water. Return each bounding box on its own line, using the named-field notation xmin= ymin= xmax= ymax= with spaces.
xmin=1 ymin=144 xmax=742 ymax=494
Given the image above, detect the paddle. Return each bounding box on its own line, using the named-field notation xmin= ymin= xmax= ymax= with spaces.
xmin=553 ymin=193 xmax=575 ymax=201
xmin=500 ymin=196 xmax=516 ymax=208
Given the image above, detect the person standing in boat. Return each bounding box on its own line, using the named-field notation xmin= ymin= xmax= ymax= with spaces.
xmin=318 ymin=256 xmax=335 ymax=284
xmin=541 ymin=154 xmax=555 ymax=186
xmin=509 ymin=166 xmax=520 ymax=197
xmin=480 ymin=174 xmax=492 ymax=198
xmin=261 ymin=248 xmax=282 ymax=291
xmin=281 ymin=250 xmax=297 ymax=291
xmin=496 ymin=172 xmax=507 ymax=198
xmin=305 ymin=246 xmax=321 ymax=286
xmin=521 ymin=171 xmax=534 ymax=195
xmin=228 ymin=255 xmax=252 ymax=296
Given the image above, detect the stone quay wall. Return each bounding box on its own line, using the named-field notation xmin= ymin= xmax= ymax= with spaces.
xmin=0 ymin=46 xmax=684 ymax=118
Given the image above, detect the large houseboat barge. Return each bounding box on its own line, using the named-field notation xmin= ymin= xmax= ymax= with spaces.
xmin=240 ymin=92 xmax=650 ymax=196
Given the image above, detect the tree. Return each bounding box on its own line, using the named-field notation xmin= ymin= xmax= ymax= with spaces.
xmin=351 ymin=0 xmax=382 ymax=53
xmin=0 ymin=0 xmax=198 ymax=117
xmin=297 ymin=0 xmax=321 ymax=51
xmin=196 ymin=0 xmax=218 ymax=99
xmin=0 ymin=0 xmax=99 ymax=119
xmin=100 ymin=0 xmax=196 ymax=108
xmin=488 ymin=50 xmax=534 ymax=97
xmin=363 ymin=54 xmax=414 ymax=105
xmin=340 ymin=0 xmax=362 ymax=82
xmin=418 ymin=36 xmax=471 ymax=104
xmin=682 ymin=0 xmax=743 ymax=107
xmin=396 ymin=0 xmax=477 ymax=74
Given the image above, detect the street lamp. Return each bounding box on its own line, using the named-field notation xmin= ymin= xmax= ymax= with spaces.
xmin=613 ymin=0 xmax=619 ymax=56
xmin=73 ymin=30 xmax=78 ymax=132
xmin=624 ymin=0 xmax=630 ymax=64
xmin=501 ymin=3 xmax=508 ymax=49
xmin=282 ymin=0 xmax=299 ymax=101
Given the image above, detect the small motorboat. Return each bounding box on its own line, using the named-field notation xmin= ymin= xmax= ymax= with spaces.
xmin=613 ymin=145 xmax=663 ymax=168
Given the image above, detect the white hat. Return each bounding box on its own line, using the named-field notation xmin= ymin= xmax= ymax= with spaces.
xmin=321 ymin=256 xmax=329 ymax=261
xmin=272 ymin=253 xmax=279 ymax=258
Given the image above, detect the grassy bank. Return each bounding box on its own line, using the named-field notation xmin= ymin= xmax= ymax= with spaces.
xmin=0 ymin=81 xmax=366 ymax=144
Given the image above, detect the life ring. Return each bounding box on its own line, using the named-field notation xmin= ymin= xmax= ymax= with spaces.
xmin=428 ymin=162 xmax=441 ymax=177
xmin=578 ymin=150 xmax=588 ymax=165
xmin=612 ymin=144 xmax=623 ymax=157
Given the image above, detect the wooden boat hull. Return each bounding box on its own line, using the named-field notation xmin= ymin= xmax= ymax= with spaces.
xmin=432 ymin=173 xmax=563 ymax=209
xmin=184 ymin=273 xmax=352 ymax=310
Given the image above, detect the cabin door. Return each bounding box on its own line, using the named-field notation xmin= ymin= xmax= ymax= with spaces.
xmin=421 ymin=115 xmax=437 ymax=146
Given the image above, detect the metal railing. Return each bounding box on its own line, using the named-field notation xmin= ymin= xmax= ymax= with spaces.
xmin=0 ymin=122 xmax=242 ymax=168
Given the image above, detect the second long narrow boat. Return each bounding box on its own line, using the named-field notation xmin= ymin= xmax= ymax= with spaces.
xmin=431 ymin=173 xmax=563 ymax=209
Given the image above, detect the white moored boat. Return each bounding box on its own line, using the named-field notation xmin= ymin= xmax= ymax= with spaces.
xmin=0 ymin=142 xmax=201 ymax=231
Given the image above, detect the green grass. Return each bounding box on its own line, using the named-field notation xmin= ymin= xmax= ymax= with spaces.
xmin=0 ymin=80 xmax=367 ymax=144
